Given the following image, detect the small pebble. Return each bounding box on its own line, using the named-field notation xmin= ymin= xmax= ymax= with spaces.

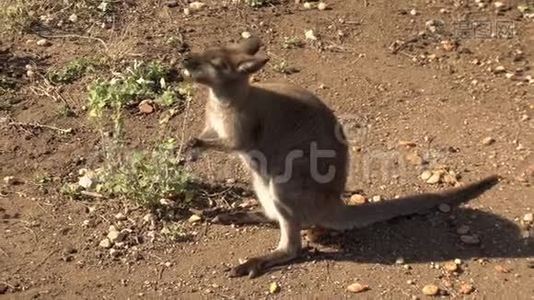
xmin=68 ymin=14 xmax=78 ymax=22
xmin=62 ymin=246 xmax=77 ymax=255
xmin=348 ymin=194 xmax=366 ymax=205
xmin=398 ymin=140 xmax=417 ymax=147
xmin=3 ymin=176 xmax=20 ymax=185
xmin=305 ymin=29 xmax=317 ymax=40
xmin=371 ymin=195 xmax=382 ymax=202
xmin=109 ymin=248 xmax=121 ymax=258
xmin=143 ymin=213 xmax=155 ymax=223
xmin=482 ymin=137 xmax=495 ymax=145
xmin=164 ymin=0 xmax=178 ymax=7
xmin=438 ymin=203 xmax=451 ymax=213
xmin=317 ymin=2 xmax=327 ymax=10
xmin=460 ymin=234 xmax=480 ymax=245
xmin=493 ymin=66 xmax=506 ymax=74
xmin=107 ymin=230 xmax=122 ymax=243
xmin=420 ymin=170 xmax=432 ymax=181
xmin=189 ymin=1 xmax=205 ymax=10
xmin=138 ymin=99 xmax=155 ymax=114
xmin=456 ymin=225 xmax=470 ymax=235
xmin=188 ymin=214 xmax=202 ymax=223
xmin=78 ymin=175 xmax=93 ymax=189
xmin=396 ymin=257 xmax=405 ymax=264
xmin=505 ymin=73 xmax=516 ymax=80
xmin=422 ymin=284 xmax=439 ymax=296
xmin=241 ymin=31 xmax=252 ymax=39
xmin=99 ymin=238 xmax=112 ymax=249
xmin=426 ymin=172 xmax=442 ymax=184
xmin=269 ymin=282 xmax=280 ymax=294
xmin=444 ymin=261 xmax=458 ymax=272
xmin=347 ymin=282 xmax=369 ymax=293
xmin=36 ymin=39 xmax=50 ymax=46
xmin=441 ymin=40 xmax=456 ymax=51
xmin=523 ymin=213 xmax=533 ymax=223
xmin=114 ymin=212 xmax=127 ymax=221
xmin=406 ymin=152 xmax=424 ymax=166
xmin=459 ymin=283 xmax=474 ymax=295
xmin=495 ymin=264 xmax=511 ymax=273
xmin=518 ymin=4 xmax=529 ymax=13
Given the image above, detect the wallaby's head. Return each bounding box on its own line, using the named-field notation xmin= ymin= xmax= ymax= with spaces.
xmin=182 ymin=37 xmax=268 ymax=87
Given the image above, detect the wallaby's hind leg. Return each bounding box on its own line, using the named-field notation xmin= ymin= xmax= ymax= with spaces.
xmin=230 ymin=218 xmax=301 ymax=278
xmin=211 ymin=210 xmax=274 ymax=225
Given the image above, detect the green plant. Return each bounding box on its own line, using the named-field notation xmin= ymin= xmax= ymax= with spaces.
xmin=282 ymin=37 xmax=305 ymax=49
xmin=60 ymin=182 xmax=83 ymax=200
xmin=160 ymin=223 xmax=194 ymax=242
xmin=0 ymin=0 xmax=36 ymax=35
xmin=0 ymin=75 xmax=17 ymax=91
xmin=96 ymin=0 xmax=115 ymax=14
xmin=47 ymin=58 xmax=97 ymax=85
xmin=97 ymin=138 xmax=190 ymax=209
xmin=57 ymin=104 xmax=75 ymax=117
xmin=34 ymin=172 xmax=52 ymax=185
xmin=272 ymin=60 xmax=299 ymax=75
xmin=81 ymin=60 xmax=193 ymax=209
xmin=87 ymin=60 xmax=184 ymax=118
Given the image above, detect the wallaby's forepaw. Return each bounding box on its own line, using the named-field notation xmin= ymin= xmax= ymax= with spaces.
xmin=185 ymin=137 xmax=202 ymax=149
xmin=229 ymin=258 xmax=265 ymax=278
xmin=183 ymin=138 xmax=203 ymax=162
xmin=185 ymin=148 xmax=201 ymax=162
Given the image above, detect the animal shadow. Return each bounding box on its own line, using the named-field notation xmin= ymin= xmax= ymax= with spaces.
xmin=303 ymin=208 xmax=533 ymax=265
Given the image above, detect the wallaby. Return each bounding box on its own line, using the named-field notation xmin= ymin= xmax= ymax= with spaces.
xmin=181 ymin=37 xmax=499 ymax=278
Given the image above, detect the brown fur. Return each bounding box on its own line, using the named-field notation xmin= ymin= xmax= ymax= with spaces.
xmin=182 ymin=37 xmax=499 ymax=278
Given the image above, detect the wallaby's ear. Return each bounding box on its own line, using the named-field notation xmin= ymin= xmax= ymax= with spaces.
xmin=231 ymin=36 xmax=262 ymax=55
xmin=237 ymin=56 xmax=269 ymax=74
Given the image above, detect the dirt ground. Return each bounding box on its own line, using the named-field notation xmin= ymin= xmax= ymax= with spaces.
xmin=1 ymin=0 xmax=534 ymax=298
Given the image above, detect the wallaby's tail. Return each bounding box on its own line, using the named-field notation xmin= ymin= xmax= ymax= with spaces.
xmin=323 ymin=175 xmax=500 ymax=230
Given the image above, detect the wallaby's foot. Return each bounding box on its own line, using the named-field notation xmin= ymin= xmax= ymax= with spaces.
xmin=229 ymin=257 xmax=266 ymax=278
xmin=229 ymin=249 xmax=298 ymax=278
xmin=211 ymin=210 xmax=272 ymax=225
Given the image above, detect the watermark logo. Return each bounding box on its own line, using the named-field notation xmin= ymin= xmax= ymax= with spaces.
xmin=453 ymin=20 xmax=516 ymax=39
xmin=208 ymin=114 xmax=453 ymax=185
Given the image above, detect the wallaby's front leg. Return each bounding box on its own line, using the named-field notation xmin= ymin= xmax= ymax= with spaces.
xmin=229 ymin=218 xmax=301 ymax=278
xmin=187 ymin=126 xmax=233 ymax=153
xmin=184 ymin=127 xmax=229 ymax=161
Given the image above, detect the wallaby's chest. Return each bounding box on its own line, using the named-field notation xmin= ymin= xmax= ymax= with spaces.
xmin=206 ymin=93 xmax=244 ymax=140
xmin=206 ymin=106 xmax=229 ymax=138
